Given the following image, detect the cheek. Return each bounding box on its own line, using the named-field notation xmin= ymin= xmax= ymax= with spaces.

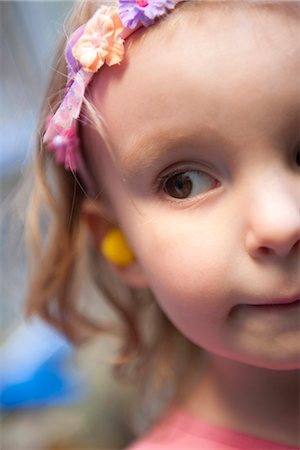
xmin=131 ymin=215 xmax=235 ymax=343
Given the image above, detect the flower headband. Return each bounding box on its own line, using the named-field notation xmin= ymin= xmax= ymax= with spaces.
xmin=43 ymin=0 xmax=183 ymax=192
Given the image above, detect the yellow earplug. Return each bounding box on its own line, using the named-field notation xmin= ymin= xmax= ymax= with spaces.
xmin=101 ymin=227 xmax=135 ymax=266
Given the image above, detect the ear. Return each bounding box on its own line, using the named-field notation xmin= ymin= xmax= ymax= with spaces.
xmin=81 ymin=199 xmax=149 ymax=289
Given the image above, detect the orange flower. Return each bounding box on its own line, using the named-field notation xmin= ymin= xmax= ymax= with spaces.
xmin=72 ymin=6 xmax=125 ymax=73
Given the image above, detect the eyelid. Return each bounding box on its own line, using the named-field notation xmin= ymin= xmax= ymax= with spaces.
xmin=154 ymin=160 xmax=218 ymax=190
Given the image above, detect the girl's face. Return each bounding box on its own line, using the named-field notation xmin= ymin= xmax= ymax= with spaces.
xmin=84 ymin=6 xmax=300 ymax=370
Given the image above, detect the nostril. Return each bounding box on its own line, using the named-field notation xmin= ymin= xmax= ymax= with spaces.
xmin=259 ymin=238 xmax=299 ymax=258
xmin=259 ymin=246 xmax=271 ymax=256
xmin=291 ymin=240 xmax=300 ymax=252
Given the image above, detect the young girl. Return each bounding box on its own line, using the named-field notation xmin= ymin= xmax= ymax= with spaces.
xmin=25 ymin=0 xmax=300 ymax=448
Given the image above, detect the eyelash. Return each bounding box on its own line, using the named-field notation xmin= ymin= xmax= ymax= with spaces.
xmin=155 ymin=164 xmax=220 ymax=202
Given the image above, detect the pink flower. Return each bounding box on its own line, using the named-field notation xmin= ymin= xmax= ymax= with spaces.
xmin=46 ymin=123 xmax=79 ymax=171
xmin=72 ymin=6 xmax=125 ymax=73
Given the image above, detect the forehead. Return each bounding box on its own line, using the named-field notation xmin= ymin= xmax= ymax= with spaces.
xmin=85 ymin=4 xmax=299 ymax=172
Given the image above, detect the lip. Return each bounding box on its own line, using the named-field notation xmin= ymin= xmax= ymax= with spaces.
xmin=248 ymin=297 xmax=300 ymax=308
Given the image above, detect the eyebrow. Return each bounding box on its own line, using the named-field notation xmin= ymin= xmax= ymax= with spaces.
xmin=120 ymin=125 xmax=223 ymax=176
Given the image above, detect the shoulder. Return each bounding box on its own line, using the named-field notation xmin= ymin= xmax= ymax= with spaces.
xmin=124 ymin=407 xmax=214 ymax=450
xmin=124 ymin=407 xmax=300 ymax=450
xmin=124 ymin=408 xmax=184 ymax=450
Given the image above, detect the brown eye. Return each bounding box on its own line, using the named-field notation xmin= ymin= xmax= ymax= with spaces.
xmin=296 ymin=146 xmax=300 ymax=167
xmin=163 ymin=170 xmax=218 ymax=199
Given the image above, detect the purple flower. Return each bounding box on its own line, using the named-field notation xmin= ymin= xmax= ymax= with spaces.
xmin=119 ymin=0 xmax=176 ymax=29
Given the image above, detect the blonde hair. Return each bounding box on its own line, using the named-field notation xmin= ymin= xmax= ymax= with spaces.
xmin=25 ymin=0 xmax=300 ymax=416
xmin=25 ymin=0 xmax=202 ymax=413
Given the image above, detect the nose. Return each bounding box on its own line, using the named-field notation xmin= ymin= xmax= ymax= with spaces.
xmin=245 ymin=181 xmax=300 ymax=259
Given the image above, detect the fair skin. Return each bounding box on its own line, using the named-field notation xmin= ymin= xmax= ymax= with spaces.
xmin=82 ymin=4 xmax=300 ymax=446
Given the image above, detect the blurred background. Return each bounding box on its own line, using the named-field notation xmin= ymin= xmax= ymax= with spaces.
xmin=0 ymin=2 xmax=136 ymax=449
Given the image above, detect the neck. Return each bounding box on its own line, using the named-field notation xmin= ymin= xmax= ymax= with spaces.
xmin=182 ymin=354 xmax=300 ymax=447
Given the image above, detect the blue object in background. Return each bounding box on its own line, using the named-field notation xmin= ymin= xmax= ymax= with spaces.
xmin=0 ymin=2 xmax=85 ymax=411
xmin=0 ymin=317 xmax=86 ymax=410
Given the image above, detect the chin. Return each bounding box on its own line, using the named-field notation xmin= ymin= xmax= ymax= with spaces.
xmin=219 ymin=334 xmax=300 ymax=371
xmin=235 ymin=353 xmax=300 ymax=371
xmin=205 ymin=345 xmax=300 ymax=372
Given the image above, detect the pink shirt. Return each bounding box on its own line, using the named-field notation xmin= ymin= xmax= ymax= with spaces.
xmin=126 ymin=408 xmax=299 ymax=450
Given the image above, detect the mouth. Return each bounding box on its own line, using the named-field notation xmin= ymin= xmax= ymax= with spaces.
xmin=246 ymin=298 xmax=300 ymax=310
xmin=229 ymin=296 xmax=300 ymax=323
